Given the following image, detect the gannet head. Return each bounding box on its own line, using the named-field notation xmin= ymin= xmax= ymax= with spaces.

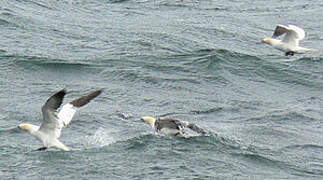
xmin=18 ymin=123 xmax=31 ymax=131
xmin=18 ymin=123 xmax=39 ymax=133
xmin=262 ymin=37 xmax=273 ymax=45
xmin=141 ymin=116 xmax=156 ymax=126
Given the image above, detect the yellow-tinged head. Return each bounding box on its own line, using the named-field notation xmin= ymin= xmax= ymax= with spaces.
xmin=141 ymin=116 xmax=156 ymax=125
xmin=18 ymin=123 xmax=31 ymax=131
xmin=262 ymin=37 xmax=273 ymax=45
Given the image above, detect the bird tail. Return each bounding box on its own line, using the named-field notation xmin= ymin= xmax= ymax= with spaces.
xmin=304 ymin=48 xmax=317 ymax=52
xmin=296 ymin=47 xmax=317 ymax=53
xmin=52 ymin=139 xmax=70 ymax=151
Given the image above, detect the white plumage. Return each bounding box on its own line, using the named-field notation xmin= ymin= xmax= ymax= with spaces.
xmin=263 ymin=24 xmax=315 ymax=56
xmin=18 ymin=89 xmax=102 ymax=151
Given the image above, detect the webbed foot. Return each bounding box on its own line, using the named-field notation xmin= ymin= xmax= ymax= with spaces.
xmin=35 ymin=147 xmax=47 ymax=151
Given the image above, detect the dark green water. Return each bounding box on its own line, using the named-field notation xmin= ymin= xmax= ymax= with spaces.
xmin=1 ymin=0 xmax=323 ymax=179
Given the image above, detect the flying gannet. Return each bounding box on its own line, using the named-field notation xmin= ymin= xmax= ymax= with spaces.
xmin=18 ymin=89 xmax=102 ymax=151
xmin=141 ymin=116 xmax=207 ymax=136
xmin=263 ymin=24 xmax=315 ymax=56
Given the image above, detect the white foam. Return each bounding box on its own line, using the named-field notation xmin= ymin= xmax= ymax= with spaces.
xmin=86 ymin=127 xmax=116 ymax=147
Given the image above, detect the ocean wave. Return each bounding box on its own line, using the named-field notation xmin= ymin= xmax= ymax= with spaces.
xmin=86 ymin=128 xmax=243 ymax=154
xmin=183 ymin=48 xmax=323 ymax=90
xmin=100 ymin=64 xmax=201 ymax=90
xmin=122 ymin=132 xmax=243 ymax=153
xmin=0 ymin=127 xmax=21 ymax=135
xmin=0 ymin=17 xmax=20 ymax=29
xmin=0 ymin=18 xmax=11 ymax=26
xmin=186 ymin=48 xmax=262 ymax=69
xmin=231 ymin=145 xmax=323 ymax=177
xmin=281 ymin=144 xmax=323 ymax=151
xmin=109 ymin=0 xmax=131 ymax=3
xmin=245 ymin=110 xmax=319 ymax=125
xmin=7 ymin=55 xmax=97 ymax=69
xmin=296 ymin=56 xmax=323 ymax=62
xmin=190 ymin=107 xmax=223 ymax=115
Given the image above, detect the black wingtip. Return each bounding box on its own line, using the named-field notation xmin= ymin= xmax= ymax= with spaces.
xmin=54 ymin=89 xmax=67 ymax=100
xmin=187 ymin=123 xmax=208 ymax=136
xmin=70 ymin=89 xmax=102 ymax=107
xmin=57 ymin=89 xmax=67 ymax=96
xmin=46 ymin=89 xmax=67 ymax=110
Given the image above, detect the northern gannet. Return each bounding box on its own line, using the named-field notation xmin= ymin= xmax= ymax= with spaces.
xmin=18 ymin=89 xmax=102 ymax=151
xmin=141 ymin=116 xmax=207 ymax=136
xmin=263 ymin=24 xmax=315 ymax=56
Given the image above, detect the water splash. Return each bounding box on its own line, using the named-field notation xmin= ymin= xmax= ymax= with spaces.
xmin=85 ymin=127 xmax=117 ymax=147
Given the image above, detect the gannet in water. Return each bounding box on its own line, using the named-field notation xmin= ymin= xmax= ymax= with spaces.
xmin=141 ymin=116 xmax=207 ymax=136
xmin=263 ymin=24 xmax=315 ymax=56
xmin=18 ymin=89 xmax=102 ymax=151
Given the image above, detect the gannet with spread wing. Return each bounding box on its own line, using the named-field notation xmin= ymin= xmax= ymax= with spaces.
xmin=18 ymin=89 xmax=102 ymax=151
xmin=263 ymin=24 xmax=315 ymax=56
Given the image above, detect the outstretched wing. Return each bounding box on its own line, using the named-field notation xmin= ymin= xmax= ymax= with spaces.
xmin=57 ymin=89 xmax=102 ymax=128
xmin=156 ymin=118 xmax=207 ymax=136
xmin=273 ymin=24 xmax=305 ymax=47
xmin=272 ymin=24 xmax=289 ymax=38
xmin=185 ymin=122 xmax=207 ymax=135
xmin=39 ymin=89 xmax=67 ymax=138
xmin=155 ymin=118 xmax=183 ymax=131
xmin=288 ymin=25 xmax=305 ymax=40
xmin=40 ymin=89 xmax=102 ymax=139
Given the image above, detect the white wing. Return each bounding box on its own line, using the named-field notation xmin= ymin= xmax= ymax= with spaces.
xmin=272 ymin=24 xmax=306 ymax=47
xmin=288 ymin=25 xmax=305 ymax=40
xmin=39 ymin=89 xmax=66 ymax=139
xmin=57 ymin=89 xmax=102 ymax=128
xmin=283 ymin=25 xmax=305 ymax=47
xmin=40 ymin=89 xmax=102 ymax=139
xmin=57 ymin=103 xmax=77 ymax=127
